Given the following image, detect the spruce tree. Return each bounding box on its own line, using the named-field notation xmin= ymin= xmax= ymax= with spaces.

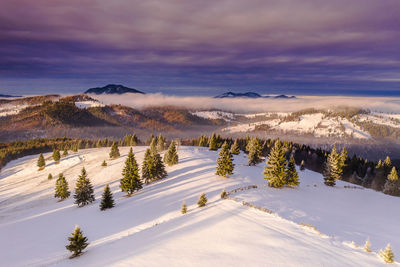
xmin=37 ymin=153 xmax=45 ymax=170
xmin=156 ymin=134 xmax=166 ymax=152
xmin=181 ymin=201 xmax=187 ymax=214
xmin=63 ymin=148 xmax=68 ymax=157
xmin=142 ymin=148 xmax=154 ymax=184
xmin=300 ymin=160 xmax=305 ymax=171
xmin=100 ymin=184 xmax=115 ymax=210
xmin=286 ymin=156 xmax=300 ymax=186
xmin=199 ymin=136 xmax=208 ymax=147
xmin=152 ymin=152 xmax=167 ymax=180
xmin=74 ymin=167 xmax=95 ymax=207
xmin=209 ymin=133 xmax=218 ymax=151
xmin=149 ymin=137 xmax=157 ymax=154
xmin=54 ymin=173 xmax=70 ymax=201
xmin=164 ymin=141 xmax=179 ymax=166
xmin=101 ymin=160 xmax=107 ymax=167
xmin=48 ymin=173 xmax=53 ymax=180
xmin=109 ymin=142 xmax=120 ymax=159
xmin=216 ymin=142 xmax=234 ymax=177
xmin=120 ymin=148 xmax=142 ymax=195
xmin=264 ymin=140 xmax=287 ymax=188
xmin=230 ymin=140 xmax=240 ymax=155
xmin=66 ymin=226 xmax=89 ymax=258
xmin=323 ymin=145 xmax=342 ymax=186
xmin=379 ymin=244 xmax=394 ymax=263
xmin=247 ymin=137 xmax=262 ymax=166
xmin=53 ymin=149 xmax=61 ymax=163
xmin=197 ymin=193 xmax=207 ymax=207
xmin=383 ymin=167 xmax=400 ymax=196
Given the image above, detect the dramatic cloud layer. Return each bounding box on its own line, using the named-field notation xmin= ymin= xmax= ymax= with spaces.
xmin=92 ymin=93 xmax=400 ymax=113
xmin=1 ymin=0 xmax=399 ymax=94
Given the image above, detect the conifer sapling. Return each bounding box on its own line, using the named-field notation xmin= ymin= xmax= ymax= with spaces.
xmin=364 ymin=238 xmax=372 ymax=252
xmin=74 ymin=167 xmax=95 ymax=207
xmin=109 ymin=142 xmax=120 ymax=159
xmin=220 ymin=189 xmax=227 ymax=199
xmin=101 ymin=160 xmax=107 ymax=167
xmin=216 ymin=141 xmax=234 ymax=177
xmin=48 ymin=173 xmax=53 ymax=180
xmin=37 ymin=153 xmax=45 ymax=170
xmin=379 ymin=244 xmax=394 ymax=263
xmin=197 ymin=193 xmax=207 ymax=207
xmin=181 ymin=201 xmax=187 ymax=214
xmin=66 ymin=226 xmax=89 ymax=258
xmin=53 ymin=149 xmax=61 ymax=163
xmin=100 ymin=184 xmax=115 ymax=210
xmin=54 ymin=173 xmax=70 ymax=200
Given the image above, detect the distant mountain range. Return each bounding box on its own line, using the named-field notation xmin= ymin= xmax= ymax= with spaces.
xmin=0 ymin=94 xmax=22 ymax=98
xmin=85 ymin=84 xmax=145 ymax=95
xmin=214 ymin=91 xmax=295 ymax=99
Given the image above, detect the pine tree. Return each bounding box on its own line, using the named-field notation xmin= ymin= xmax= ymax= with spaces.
xmin=101 ymin=160 xmax=107 ymax=167
xmin=142 ymin=149 xmax=154 ymax=184
xmin=216 ymin=142 xmax=234 ymax=177
xmin=74 ymin=167 xmax=95 ymax=207
xmin=66 ymin=226 xmax=89 ymax=258
xmin=199 ymin=136 xmax=208 ymax=147
xmin=100 ymin=184 xmax=115 ymax=210
xmin=197 ymin=193 xmax=207 ymax=207
xmin=379 ymin=244 xmax=394 ymax=263
xmin=339 ymin=146 xmax=348 ymax=170
xmin=209 ymin=133 xmax=218 ymax=151
xmin=37 ymin=153 xmax=45 ymax=170
xmin=323 ymin=145 xmax=342 ymax=186
xmin=286 ymin=156 xmax=300 ymax=186
xmin=156 ymin=134 xmax=166 ymax=152
xmin=300 ymin=160 xmax=305 ymax=171
xmin=48 ymin=173 xmax=53 ymax=180
xmin=364 ymin=238 xmax=372 ymax=252
xmin=247 ymin=137 xmax=262 ymax=166
xmin=164 ymin=141 xmax=179 ymax=166
xmin=149 ymin=137 xmax=157 ymax=154
xmin=181 ymin=201 xmax=187 ymax=214
xmin=220 ymin=189 xmax=227 ymax=199
xmin=383 ymin=167 xmax=400 ymax=196
xmin=54 ymin=173 xmax=70 ymax=200
xmin=53 ymin=149 xmax=61 ymax=163
xmin=109 ymin=142 xmax=120 ymax=159
xmin=230 ymin=140 xmax=240 ymax=155
xmin=120 ymin=148 xmax=142 ymax=195
xmin=264 ymin=140 xmax=287 ymax=188
xmin=63 ymin=148 xmax=68 ymax=157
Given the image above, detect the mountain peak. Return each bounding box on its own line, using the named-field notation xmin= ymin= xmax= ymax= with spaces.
xmin=214 ymin=92 xmax=262 ymax=98
xmin=84 ymin=84 xmax=145 ymax=95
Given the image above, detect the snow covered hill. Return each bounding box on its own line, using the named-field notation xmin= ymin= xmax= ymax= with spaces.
xmin=0 ymin=147 xmax=398 ymax=266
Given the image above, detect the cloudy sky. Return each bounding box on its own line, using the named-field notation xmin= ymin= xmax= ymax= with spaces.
xmin=1 ymin=0 xmax=400 ymax=95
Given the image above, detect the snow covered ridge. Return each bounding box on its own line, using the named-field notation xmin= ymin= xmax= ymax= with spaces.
xmin=0 ymin=146 xmax=397 ymax=266
xmin=190 ymin=110 xmax=235 ymax=121
xmin=74 ymin=101 xmax=105 ymax=109
xmin=0 ymin=104 xmax=28 ymax=117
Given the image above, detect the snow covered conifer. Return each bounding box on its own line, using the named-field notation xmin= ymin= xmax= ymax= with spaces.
xmin=142 ymin=148 xmax=154 ymax=184
xmin=150 ymin=137 xmax=157 ymax=154
xmin=300 ymin=160 xmax=305 ymax=171
xmin=216 ymin=141 xmax=234 ymax=177
xmin=74 ymin=167 xmax=95 ymax=207
xmin=364 ymin=238 xmax=372 ymax=252
xmin=197 ymin=193 xmax=207 ymax=207
xmin=100 ymin=184 xmax=114 ymax=210
xmin=181 ymin=201 xmax=187 ymax=214
xmin=37 ymin=153 xmax=45 ymax=170
xmin=54 ymin=173 xmax=70 ymax=200
xmin=101 ymin=160 xmax=107 ymax=167
xmin=247 ymin=137 xmax=262 ymax=166
xmin=53 ymin=149 xmax=61 ymax=163
xmin=164 ymin=141 xmax=179 ymax=166
xmin=109 ymin=142 xmax=120 ymax=159
xmin=286 ymin=155 xmax=299 ymax=186
xmin=120 ymin=148 xmax=142 ymax=195
xmin=66 ymin=226 xmax=89 ymax=258
xmin=220 ymin=189 xmax=227 ymax=199
xmin=383 ymin=167 xmax=400 ymax=196
xmin=209 ymin=133 xmax=218 ymax=151
xmin=379 ymin=244 xmax=394 ymax=263
xmin=230 ymin=140 xmax=240 ymax=155
xmin=264 ymin=140 xmax=287 ymax=188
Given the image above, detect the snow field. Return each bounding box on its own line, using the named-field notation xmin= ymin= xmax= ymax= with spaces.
xmin=0 ymin=146 xmax=397 ymax=266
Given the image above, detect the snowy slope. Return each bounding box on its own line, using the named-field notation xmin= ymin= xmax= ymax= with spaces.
xmin=0 ymin=147 xmax=397 ymax=266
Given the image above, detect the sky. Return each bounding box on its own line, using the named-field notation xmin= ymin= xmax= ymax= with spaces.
xmin=0 ymin=0 xmax=400 ymax=96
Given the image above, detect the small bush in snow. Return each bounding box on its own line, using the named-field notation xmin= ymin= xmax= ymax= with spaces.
xmin=197 ymin=193 xmax=207 ymax=207
xmin=181 ymin=202 xmax=187 ymax=214
xmin=101 ymin=160 xmax=107 ymax=167
xmin=364 ymin=238 xmax=371 ymax=252
xmin=379 ymin=244 xmax=394 ymax=263
xmin=66 ymin=226 xmax=89 ymax=258
xmin=220 ymin=189 xmax=227 ymax=199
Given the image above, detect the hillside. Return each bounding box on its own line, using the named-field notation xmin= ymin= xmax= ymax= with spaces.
xmin=0 ymin=146 xmax=397 ymax=266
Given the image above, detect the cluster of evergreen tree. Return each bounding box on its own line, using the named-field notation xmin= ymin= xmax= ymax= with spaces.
xmin=263 ymin=140 xmax=299 ymax=188
xmin=142 ymin=137 xmax=168 ymax=184
xmin=216 ymin=142 xmax=234 ymax=177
